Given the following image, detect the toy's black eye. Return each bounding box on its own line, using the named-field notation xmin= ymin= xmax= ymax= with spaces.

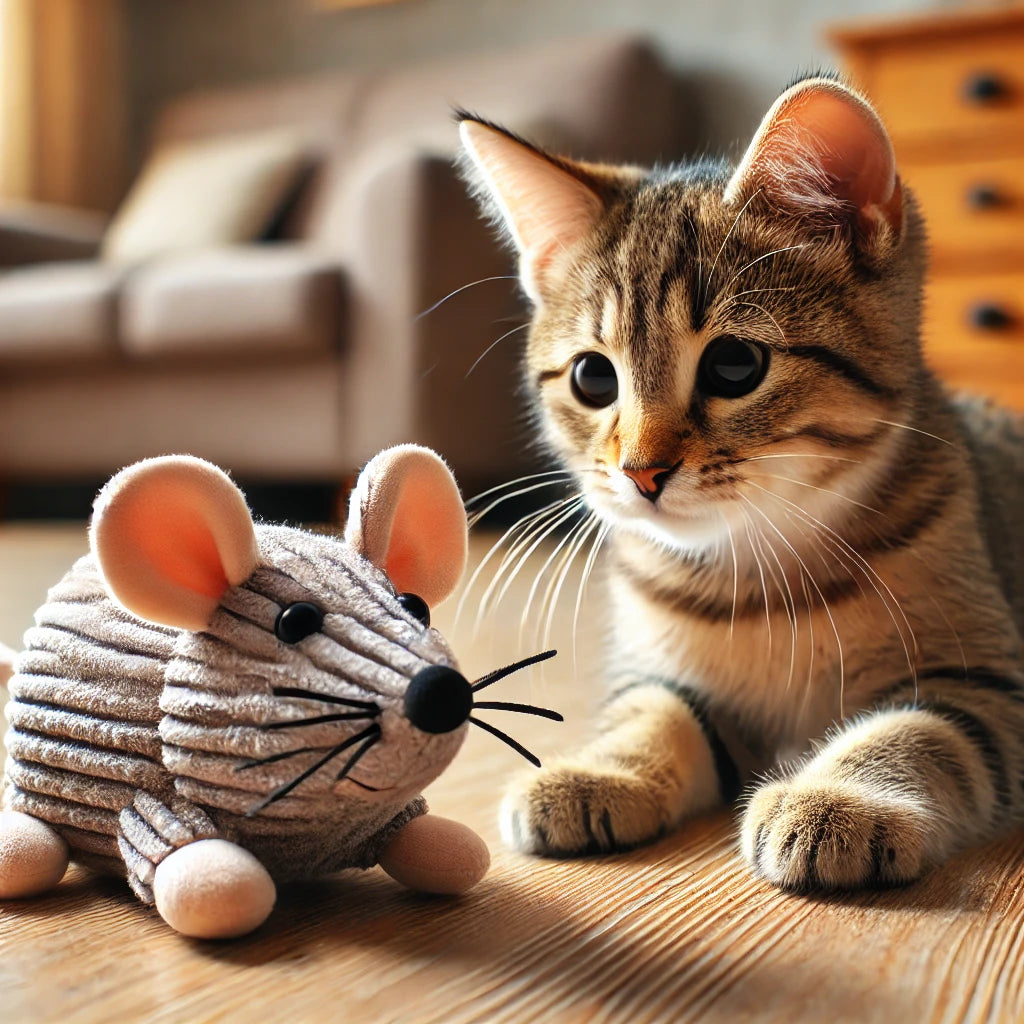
xmin=275 ymin=602 xmax=324 ymax=644
xmin=397 ymin=592 xmax=430 ymax=627
xmin=571 ymin=353 xmax=618 ymax=407
xmin=698 ymin=336 xmax=768 ymax=398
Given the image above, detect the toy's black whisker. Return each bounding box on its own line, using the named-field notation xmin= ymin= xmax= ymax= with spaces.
xmin=471 ymin=649 xmax=557 ymax=692
xmin=472 ymin=701 xmax=563 ymax=722
xmin=469 ymin=717 xmax=542 ymax=767
xmin=272 ymin=686 xmax=380 ymax=713
xmin=263 ymin=712 xmax=378 ymax=730
xmin=236 ymin=745 xmax=320 ymax=770
xmin=335 ymin=727 xmax=383 ymax=782
xmin=244 ymin=724 xmax=382 ymax=816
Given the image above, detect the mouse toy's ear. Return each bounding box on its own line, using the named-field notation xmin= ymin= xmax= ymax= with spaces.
xmin=345 ymin=445 xmax=468 ymax=608
xmin=91 ymin=456 xmax=259 ymax=631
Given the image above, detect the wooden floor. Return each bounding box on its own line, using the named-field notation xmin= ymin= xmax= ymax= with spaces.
xmin=2 ymin=524 xmax=1023 ymax=1024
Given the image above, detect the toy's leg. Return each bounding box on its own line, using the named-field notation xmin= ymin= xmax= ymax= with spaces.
xmin=118 ymin=792 xmax=274 ymax=939
xmin=0 ymin=810 xmax=70 ymax=898
xmin=153 ymin=839 xmax=276 ymax=939
xmin=378 ymin=814 xmax=489 ymax=895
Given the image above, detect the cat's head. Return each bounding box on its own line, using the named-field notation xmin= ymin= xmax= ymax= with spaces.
xmin=459 ymin=76 xmax=927 ymax=553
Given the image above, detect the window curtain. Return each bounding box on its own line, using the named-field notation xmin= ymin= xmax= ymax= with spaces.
xmin=0 ymin=0 xmax=127 ymax=211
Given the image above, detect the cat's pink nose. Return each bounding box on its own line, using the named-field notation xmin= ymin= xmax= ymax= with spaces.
xmin=622 ymin=464 xmax=675 ymax=502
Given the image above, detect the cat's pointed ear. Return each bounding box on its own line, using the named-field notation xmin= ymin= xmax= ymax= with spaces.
xmin=345 ymin=445 xmax=468 ymax=608
xmin=91 ymin=456 xmax=259 ymax=631
xmin=459 ymin=116 xmax=605 ymax=302
xmin=723 ymin=77 xmax=902 ymax=254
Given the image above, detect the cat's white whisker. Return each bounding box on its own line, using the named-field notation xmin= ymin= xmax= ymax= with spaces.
xmin=726 ymin=285 xmax=797 ymax=302
xmin=747 ymin=478 xmax=918 ymax=664
xmin=719 ymin=242 xmax=809 ymax=299
xmin=704 ymin=187 xmax=763 ymax=307
xmin=747 ymin=481 xmax=918 ymax=702
xmin=730 ymin=300 xmax=789 ymax=350
xmin=457 ymin=492 xmax=573 ymax=630
xmin=738 ymin=505 xmax=773 ymax=654
xmin=742 ymin=453 xmax=862 ymax=465
xmin=721 ymin=511 xmax=740 ymax=641
xmin=467 ymin=477 xmax=573 ymax=529
xmin=572 ymin=521 xmax=611 ymax=673
xmin=473 ymin=495 xmax=582 ymax=632
xmin=465 ymin=470 xmax=572 ymax=511
xmin=465 ymin=322 xmax=531 ymax=378
xmin=481 ymin=495 xmax=584 ymax=630
xmin=739 ymin=494 xmax=798 ymax=692
xmin=742 ymin=493 xmax=846 ymax=717
xmin=414 ymin=275 xmax=518 ymax=321
xmin=798 ymin=572 xmax=818 ymax=714
xmin=871 ymin=418 xmax=955 ymax=448
xmin=519 ymin=507 xmax=591 ymax=652
xmin=542 ymin=514 xmax=599 ymax=655
xmin=746 ymin=471 xmax=888 ymax=517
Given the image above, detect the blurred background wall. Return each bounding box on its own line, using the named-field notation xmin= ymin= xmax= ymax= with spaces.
xmin=123 ymin=0 xmax=942 ymax=169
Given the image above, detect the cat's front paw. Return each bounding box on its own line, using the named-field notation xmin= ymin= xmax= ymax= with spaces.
xmin=742 ymin=780 xmax=931 ymax=891
xmin=499 ymin=762 xmax=670 ymax=857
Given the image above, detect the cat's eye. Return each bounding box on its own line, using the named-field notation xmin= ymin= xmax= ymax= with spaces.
xmin=398 ymin=592 xmax=431 ymax=627
xmin=571 ymin=353 xmax=618 ymax=408
xmin=275 ymin=601 xmax=324 ymax=644
xmin=698 ymin=336 xmax=768 ymax=398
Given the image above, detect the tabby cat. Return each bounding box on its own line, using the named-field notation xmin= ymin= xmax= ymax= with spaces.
xmin=457 ymin=75 xmax=1024 ymax=891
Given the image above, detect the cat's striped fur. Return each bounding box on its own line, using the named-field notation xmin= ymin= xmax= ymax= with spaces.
xmin=459 ymin=76 xmax=1024 ymax=890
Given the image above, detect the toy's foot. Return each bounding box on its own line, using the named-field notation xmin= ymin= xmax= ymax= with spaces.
xmin=153 ymin=839 xmax=276 ymax=939
xmin=379 ymin=814 xmax=490 ymax=895
xmin=0 ymin=811 xmax=70 ymax=898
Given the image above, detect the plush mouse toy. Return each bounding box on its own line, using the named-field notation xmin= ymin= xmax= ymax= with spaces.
xmin=0 ymin=447 xmax=558 ymax=939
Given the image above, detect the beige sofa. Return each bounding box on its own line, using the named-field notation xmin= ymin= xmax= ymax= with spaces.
xmin=0 ymin=35 xmax=686 ymax=499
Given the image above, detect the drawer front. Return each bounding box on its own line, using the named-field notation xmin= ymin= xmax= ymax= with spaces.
xmin=904 ymin=155 xmax=1024 ymax=269
xmin=923 ymin=272 xmax=1024 ymax=410
xmin=868 ymin=33 xmax=1024 ymax=152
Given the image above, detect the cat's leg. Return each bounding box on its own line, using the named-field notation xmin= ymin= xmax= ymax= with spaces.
xmin=501 ymin=678 xmax=742 ymax=856
xmin=119 ymin=792 xmax=275 ymax=938
xmin=743 ymin=680 xmax=1024 ymax=891
xmin=0 ymin=810 xmax=70 ymax=898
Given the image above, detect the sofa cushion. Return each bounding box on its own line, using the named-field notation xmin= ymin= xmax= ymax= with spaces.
xmin=120 ymin=247 xmax=344 ymax=359
xmin=101 ymin=128 xmax=311 ymax=265
xmin=0 ymin=262 xmax=122 ymax=363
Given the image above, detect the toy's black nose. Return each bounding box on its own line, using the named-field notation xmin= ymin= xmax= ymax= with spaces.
xmin=404 ymin=665 xmax=473 ymax=734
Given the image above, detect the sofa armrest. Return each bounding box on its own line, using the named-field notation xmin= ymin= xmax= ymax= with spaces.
xmin=0 ymin=202 xmax=107 ymax=267
xmin=340 ymin=148 xmax=537 ymax=496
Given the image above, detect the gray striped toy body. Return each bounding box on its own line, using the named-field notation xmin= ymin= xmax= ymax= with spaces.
xmin=4 ymin=524 xmax=461 ymax=904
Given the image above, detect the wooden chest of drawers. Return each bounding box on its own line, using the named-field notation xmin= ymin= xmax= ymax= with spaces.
xmin=830 ymin=7 xmax=1024 ymax=411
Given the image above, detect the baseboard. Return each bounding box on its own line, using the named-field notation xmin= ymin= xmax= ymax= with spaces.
xmin=0 ymin=478 xmax=346 ymax=525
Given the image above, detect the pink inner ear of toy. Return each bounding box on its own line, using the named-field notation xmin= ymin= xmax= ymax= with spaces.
xmin=347 ymin=446 xmax=468 ymax=609
xmin=384 ymin=470 xmax=465 ymax=605
xmin=116 ymin=483 xmax=230 ymax=601
xmin=92 ymin=456 xmax=259 ymax=631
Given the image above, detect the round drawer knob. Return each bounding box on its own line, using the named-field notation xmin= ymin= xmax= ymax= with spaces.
xmin=969 ymin=303 xmax=1013 ymax=331
xmin=966 ymin=184 xmax=1004 ymax=210
xmin=962 ymin=72 xmax=1008 ymax=104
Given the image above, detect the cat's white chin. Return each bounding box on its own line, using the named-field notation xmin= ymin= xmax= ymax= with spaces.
xmin=624 ymin=512 xmax=729 ymax=553
xmin=589 ymin=493 xmax=729 ymax=553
